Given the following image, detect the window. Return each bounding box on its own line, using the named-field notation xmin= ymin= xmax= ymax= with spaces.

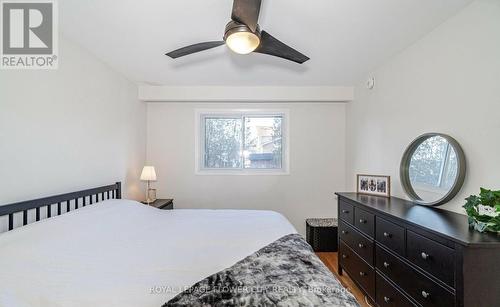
xmin=196 ymin=110 xmax=288 ymax=174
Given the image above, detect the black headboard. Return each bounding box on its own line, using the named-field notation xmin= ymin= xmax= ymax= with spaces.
xmin=0 ymin=182 xmax=121 ymax=232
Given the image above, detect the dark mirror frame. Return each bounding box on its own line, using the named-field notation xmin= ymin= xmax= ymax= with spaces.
xmin=400 ymin=133 xmax=466 ymax=206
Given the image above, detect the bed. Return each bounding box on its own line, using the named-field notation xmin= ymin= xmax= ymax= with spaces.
xmin=0 ymin=183 xmax=359 ymax=307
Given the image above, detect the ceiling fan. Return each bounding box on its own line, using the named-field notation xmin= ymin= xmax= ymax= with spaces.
xmin=165 ymin=0 xmax=310 ymax=64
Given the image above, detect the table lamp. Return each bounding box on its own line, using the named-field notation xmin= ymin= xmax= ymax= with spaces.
xmin=140 ymin=166 xmax=157 ymax=205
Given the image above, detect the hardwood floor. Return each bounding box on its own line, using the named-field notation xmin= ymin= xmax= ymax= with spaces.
xmin=316 ymin=252 xmax=371 ymax=307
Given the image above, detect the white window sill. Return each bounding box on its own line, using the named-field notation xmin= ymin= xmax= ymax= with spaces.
xmin=195 ymin=169 xmax=290 ymax=176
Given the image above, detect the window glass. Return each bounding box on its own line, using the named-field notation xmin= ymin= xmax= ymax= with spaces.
xmin=243 ymin=116 xmax=282 ymax=169
xmin=204 ymin=117 xmax=242 ymax=169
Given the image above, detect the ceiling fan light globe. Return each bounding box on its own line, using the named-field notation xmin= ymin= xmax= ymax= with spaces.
xmin=226 ymin=31 xmax=260 ymax=54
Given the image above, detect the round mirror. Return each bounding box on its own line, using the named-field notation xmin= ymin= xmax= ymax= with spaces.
xmin=400 ymin=133 xmax=466 ymax=206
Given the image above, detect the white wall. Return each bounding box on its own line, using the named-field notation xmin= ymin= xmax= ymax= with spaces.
xmin=0 ymin=36 xmax=146 ymax=205
xmin=139 ymin=86 xmax=354 ymax=102
xmin=147 ymin=103 xmax=346 ymax=234
xmin=346 ymin=0 xmax=500 ymax=213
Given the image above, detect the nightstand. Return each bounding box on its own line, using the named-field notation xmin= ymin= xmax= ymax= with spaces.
xmin=141 ymin=199 xmax=174 ymax=210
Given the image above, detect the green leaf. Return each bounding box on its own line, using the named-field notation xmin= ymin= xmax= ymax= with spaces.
xmin=486 ymin=219 xmax=500 ymax=232
xmin=489 ymin=215 xmax=500 ymax=225
xmin=480 ymin=188 xmax=496 ymax=207
xmin=476 ymin=215 xmax=494 ymax=223
xmin=464 ymin=195 xmax=481 ymax=210
xmin=494 ymin=190 xmax=500 ymax=207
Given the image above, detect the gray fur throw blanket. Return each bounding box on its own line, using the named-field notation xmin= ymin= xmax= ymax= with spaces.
xmin=164 ymin=234 xmax=359 ymax=307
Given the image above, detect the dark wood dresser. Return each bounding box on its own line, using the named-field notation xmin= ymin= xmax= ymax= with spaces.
xmin=336 ymin=192 xmax=500 ymax=307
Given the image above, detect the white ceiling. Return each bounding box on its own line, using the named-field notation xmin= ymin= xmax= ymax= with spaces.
xmin=60 ymin=0 xmax=471 ymax=86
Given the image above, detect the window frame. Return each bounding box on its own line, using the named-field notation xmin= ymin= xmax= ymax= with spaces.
xmin=195 ymin=109 xmax=290 ymax=175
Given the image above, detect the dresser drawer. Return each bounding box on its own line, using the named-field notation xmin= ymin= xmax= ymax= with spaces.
xmin=339 ymin=200 xmax=354 ymax=224
xmin=376 ymin=245 xmax=454 ymax=307
xmin=339 ymin=241 xmax=375 ymax=301
xmin=339 ymin=220 xmax=374 ymax=265
xmin=406 ymin=230 xmax=455 ymax=287
xmin=376 ymin=216 xmax=405 ymax=256
xmin=376 ymin=272 xmax=415 ymax=307
xmin=355 ymin=207 xmax=375 ymax=238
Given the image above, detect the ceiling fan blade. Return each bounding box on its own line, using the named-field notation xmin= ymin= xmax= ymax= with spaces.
xmin=254 ymin=31 xmax=310 ymax=64
xmin=231 ymin=0 xmax=262 ymax=32
xmin=165 ymin=41 xmax=225 ymax=59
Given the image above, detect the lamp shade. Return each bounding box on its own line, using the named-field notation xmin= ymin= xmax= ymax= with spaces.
xmin=140 ymin=166 xmax=157 ymax=181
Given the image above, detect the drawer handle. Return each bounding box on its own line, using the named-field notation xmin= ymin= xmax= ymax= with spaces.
xmin=342 ymin=254 xmax=348 ymax=259
xmin=383 ymin=261 xmax=390 ymax=268
xmin=421 ymin=291 xmax=430 ymax=299
xmin=421 ymin=252 xmax=430 ymax=260
xmin=383 ymin=232 xmax=392 ymax=238
xmin=359 ymin=219 xmax=367 ymax=224
xmin=342 ymin=210 xmax=349 ymax=214
xmin=359 ymin=271 xmax=366 ymax=277
xmin=358 ymin=243 xmax=365 ymax=248
xmin=383 ymin=296 xmax=391 ymax=303
xmin=341 ymin=230 xmax=348 ymax=235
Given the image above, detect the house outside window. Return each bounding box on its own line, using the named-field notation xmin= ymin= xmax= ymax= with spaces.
xmin=195 ymin=110 xmax=289 ymax=175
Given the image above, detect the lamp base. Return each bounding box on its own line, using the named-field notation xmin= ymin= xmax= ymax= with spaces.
xmin=146 ymin=188 xmax=157 ymax=205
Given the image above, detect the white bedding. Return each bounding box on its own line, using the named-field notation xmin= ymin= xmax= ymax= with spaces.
xmin=0 ymin=199 xmax=296 ymax=307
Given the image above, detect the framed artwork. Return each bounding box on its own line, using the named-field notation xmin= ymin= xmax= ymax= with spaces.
xmin=357 ymin=174 xmax=391 ymax=197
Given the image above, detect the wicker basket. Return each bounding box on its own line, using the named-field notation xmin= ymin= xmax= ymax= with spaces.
xmin=306 ymin=218 xmax=338 ymax=252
